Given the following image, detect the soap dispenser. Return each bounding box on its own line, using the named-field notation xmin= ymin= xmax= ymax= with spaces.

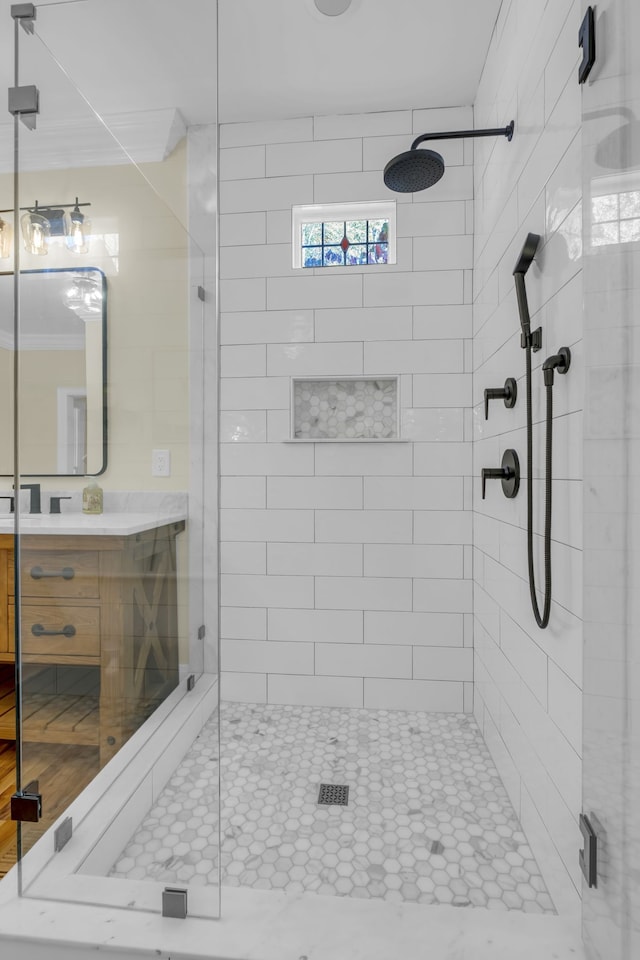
xmin=82 ymin=477 xmax=103 ymax=515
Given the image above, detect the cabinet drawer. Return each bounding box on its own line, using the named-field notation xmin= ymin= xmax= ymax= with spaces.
xmin=19 ymin=551 xmax=100 ymax=599
xmin=21 ymin=604 xmax=100 ymax=659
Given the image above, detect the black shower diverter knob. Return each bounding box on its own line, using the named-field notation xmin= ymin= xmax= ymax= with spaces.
xmin=481 ymin=449 xmax=520 ymax=500
xmin=484 ymin=378 xmax=517 ymax=419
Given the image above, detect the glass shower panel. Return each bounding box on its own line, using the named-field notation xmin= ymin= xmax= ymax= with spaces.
xmin=5 ymin=13 xmax=219 ymax=916
xmin=582 ymin=1 xmax=640 ymax=957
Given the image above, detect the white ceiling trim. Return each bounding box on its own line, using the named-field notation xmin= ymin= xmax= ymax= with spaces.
xmin=0 ymin=108 xmax=186 ymax=174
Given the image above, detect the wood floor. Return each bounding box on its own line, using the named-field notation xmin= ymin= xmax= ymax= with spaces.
xmin=0 ymin=738 xmax=99 ymax=879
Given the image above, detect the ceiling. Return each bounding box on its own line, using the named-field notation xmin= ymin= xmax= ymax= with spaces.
xmin=217 ymin=0 xmax=503 ymax=123
xmin=0 ymin=0 xmax=502 ymax=162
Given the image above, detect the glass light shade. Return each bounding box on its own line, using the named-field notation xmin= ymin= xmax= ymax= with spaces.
xmin=66 ymin=205 xmax=90 ymax=254
xmin=0 ymin=217 xmax=12 ymax=259
xmin=64 ymin=274 xmax=102 ymax=318
xmin=21 ymin=211 xmax=50 ymax=255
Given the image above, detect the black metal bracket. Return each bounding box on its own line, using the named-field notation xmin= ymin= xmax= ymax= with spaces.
xmin=162 ymin=887 xmax=188 ymax=919
xmin=11 ymin=780 xmax=42 ymax=823
xmin=579 ymin=7 xmax=596 ymax=84
xmin=520 ymin=327 xmax=543 ymax=351
xmin=11 ymin=3 xmax=36 ymax=31
xmin=579 ymin=813 xmax=598 ymax=887
xmin=54 ymin=817 xmax=73 ymax=852
xmin=8 ymin=85 xmax=39 ymax=130
xmin=484 ymin=378 xmax=517 ymax=420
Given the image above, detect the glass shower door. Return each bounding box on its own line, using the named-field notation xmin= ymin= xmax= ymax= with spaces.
xmin=5 ymin=3 xmax=220 ymax=918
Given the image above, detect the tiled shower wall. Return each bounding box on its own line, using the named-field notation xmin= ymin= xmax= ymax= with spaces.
xmin=472 ymin=0 xmax=583 ymax=903
xmin=219 ymin=106 xmax=474 ymax=711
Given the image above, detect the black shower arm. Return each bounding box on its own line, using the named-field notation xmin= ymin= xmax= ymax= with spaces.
xmin=410 ymin=122 xmax=514 ymax=150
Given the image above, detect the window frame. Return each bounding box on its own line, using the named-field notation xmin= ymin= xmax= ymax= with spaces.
xmin=291 ymin=200 xmax=396 ymax=269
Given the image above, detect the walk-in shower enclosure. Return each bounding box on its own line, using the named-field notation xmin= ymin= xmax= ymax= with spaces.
xmin=0 ymin=2 xmax=637 ymax=960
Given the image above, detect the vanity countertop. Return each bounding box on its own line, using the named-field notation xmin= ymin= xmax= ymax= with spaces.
xmin=0 ymin=511 xmax=187 ymax=537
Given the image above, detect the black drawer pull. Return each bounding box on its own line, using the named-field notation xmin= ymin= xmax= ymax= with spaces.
xmin=30 ymin=566 xmax=75 ymax=581
xmin=31 ymin=623 xmax=76 ymax=638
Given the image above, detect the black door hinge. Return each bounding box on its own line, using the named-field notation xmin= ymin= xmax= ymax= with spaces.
xmin=578 ymin=7 xmax=596 ymax=84
xmin=579 ymin=812 xmax=598 ymax=888
xmin=11 ymin=780 xmax=42 ymax=823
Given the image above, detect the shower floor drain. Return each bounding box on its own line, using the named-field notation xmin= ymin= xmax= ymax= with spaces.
xmin=318 ymin=783 xmax=349 ymax=805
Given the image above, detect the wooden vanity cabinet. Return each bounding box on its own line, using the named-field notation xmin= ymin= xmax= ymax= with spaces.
xmin=0 ymin=522 xmax=183 ymax=766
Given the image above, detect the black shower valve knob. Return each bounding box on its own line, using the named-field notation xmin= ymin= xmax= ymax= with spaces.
xmin=484 ymin=378 xmax=517 ymax=420
xmin=481 ymin=449 xmax=520 ymax=500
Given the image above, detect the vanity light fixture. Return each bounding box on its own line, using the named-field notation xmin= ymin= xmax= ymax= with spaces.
xmin=19 ymin=197 xmax=91 ymax=255
xmin=64 ymin=272 xmax=103 ymax=318
xmin=0 ymin=216 xmax=12 ymax=259
xmin=66 ymin=198 xmax=91 ymax=254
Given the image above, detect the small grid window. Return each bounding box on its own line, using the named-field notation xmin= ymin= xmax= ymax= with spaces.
xmin=301 ymin=218 xmax=389 ymax=267
xmin=592 ymin=190 xmax=640 ymax=246
xmin=292 ymin=201 xmax=396 ymax=269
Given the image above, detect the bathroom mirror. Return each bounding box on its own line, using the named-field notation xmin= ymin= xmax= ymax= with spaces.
xmin=0 ymin=267 xmax=107 ymax=476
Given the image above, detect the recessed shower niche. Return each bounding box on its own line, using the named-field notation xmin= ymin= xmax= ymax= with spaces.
xmin=291 ymin=376 xmax=399 ymax=441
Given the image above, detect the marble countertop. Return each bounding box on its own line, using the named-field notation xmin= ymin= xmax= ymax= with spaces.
xmin=0 ymin=511 xmax=187 ymax=536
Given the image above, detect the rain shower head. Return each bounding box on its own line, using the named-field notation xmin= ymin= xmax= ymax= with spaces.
xmin=384 ymin=121 xmax=514 ymax=193
xmin=383 ymin=149 xmax=445 ymax=192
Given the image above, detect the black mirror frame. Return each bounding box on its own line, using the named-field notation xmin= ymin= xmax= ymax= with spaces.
xmin=0 ymin=265 xmax=108 ymax=478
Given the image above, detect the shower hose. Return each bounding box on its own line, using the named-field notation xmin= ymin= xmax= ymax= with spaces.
xmin=525 ymin=343 xmax=553 ymax=629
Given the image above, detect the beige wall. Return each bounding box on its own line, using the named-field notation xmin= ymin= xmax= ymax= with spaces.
xmin=0 ymin=140 xmax=190 ymax=491
xmin=18 ymin=347 xmax=86 ymax=474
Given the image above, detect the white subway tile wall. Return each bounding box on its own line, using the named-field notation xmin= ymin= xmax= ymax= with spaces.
xmin=219 ymin=105 xmax=474 ymax=715
xmin=472 ymin=0 xmax=583 ymax=907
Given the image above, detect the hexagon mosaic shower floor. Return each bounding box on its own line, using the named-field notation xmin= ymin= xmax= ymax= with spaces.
xmin=109 ymin=702 xmax=555 ymax=912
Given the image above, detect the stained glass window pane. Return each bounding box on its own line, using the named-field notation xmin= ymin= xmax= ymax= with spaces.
xmin=300 ymin=214 xmax=393 ymax=267
xmin=323 ymin=221 xmax=344 ymax=243
xmin=346 ymin=220 xmax=367 ymax=242
xmin=368 ymin=219 xmax=389 ymax=243
xmin=303 ymin=247 xmax=323 ymax=267
xmin=620 ymin=191 xmax=640 ymax=220
xmin=592 ymin=195 xmax=618 ymax=223
xmin=620 ymin=218 xmax=640 ymax=242
xmin=302 ymin=222 xmax=322 ymax=244
xmin=369 ymin=242 xmax=389 ymax=263
xmin=346 ymin=244 xmax=367 ymax=264
xmin=592 ymin=221 xmax=620 ymax=245
xmin=324 ymin=246 xmax=344 ymax=266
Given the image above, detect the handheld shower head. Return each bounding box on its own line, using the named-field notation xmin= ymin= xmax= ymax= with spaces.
xmin=383 ymin=122 xmax=514 ymax=194
xmin=513 ymin=232 xmax=541 ymax=349
xmin=513 ymin=232 xmax=540 ymax=275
